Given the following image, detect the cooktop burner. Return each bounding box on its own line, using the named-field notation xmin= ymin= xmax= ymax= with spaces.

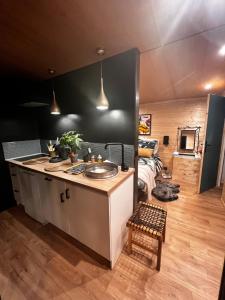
xmin=14 ymin=153 xmax=48 ymax=162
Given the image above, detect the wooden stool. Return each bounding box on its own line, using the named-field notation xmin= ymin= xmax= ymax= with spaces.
xmin=126 ymin=201 xmax=167 ymax=271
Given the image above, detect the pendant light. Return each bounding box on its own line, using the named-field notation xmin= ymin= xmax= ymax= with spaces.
xmin=48 ymin=68 xmax=61 ymax=115
xmin=96 ymin=48 xmax=109 ymax=110
xmin=50 ymin=88 xmax=61 ymax=115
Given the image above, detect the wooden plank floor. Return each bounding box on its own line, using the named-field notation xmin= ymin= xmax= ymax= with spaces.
xmin=0 ymin=184 xmax=225 ymax=300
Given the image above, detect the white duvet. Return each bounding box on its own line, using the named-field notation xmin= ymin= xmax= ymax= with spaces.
xmin=138 ymin=160 xmax=156 ymax=200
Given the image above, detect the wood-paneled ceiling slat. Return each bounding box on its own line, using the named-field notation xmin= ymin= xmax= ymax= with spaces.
xmin=0 ymin=0 xmax=225 ymax=101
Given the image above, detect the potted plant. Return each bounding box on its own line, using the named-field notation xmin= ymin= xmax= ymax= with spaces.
xmin=59 ymin=131 xmax=83 ymax=163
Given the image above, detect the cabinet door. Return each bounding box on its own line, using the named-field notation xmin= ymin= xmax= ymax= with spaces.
xmin=39 ymin=175 xmax=69 ymax=232
xmin=67 ymin=183 xmax=110 ymax=259
xmin=19 ymin=169 xmax=43 ymax=222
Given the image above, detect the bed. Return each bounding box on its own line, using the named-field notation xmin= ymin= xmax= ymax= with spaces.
xmin=138 ymin=138 xmax=163 ymax=201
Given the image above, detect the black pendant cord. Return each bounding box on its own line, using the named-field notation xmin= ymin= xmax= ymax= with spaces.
xmin=51 ymin=78 xmax=55 ymax=94
xmin=100 ymin=60 xmax=103 ymax=80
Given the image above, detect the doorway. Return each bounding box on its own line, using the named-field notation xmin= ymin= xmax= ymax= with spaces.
xmin=217 ymin=121 xmax=225 ymax=187
xmin=199 ymin=94 xmax=225 ymax=193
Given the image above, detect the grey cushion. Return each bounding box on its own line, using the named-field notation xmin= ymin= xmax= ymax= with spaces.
xmin=152 ymin=182 xmax=179 ymax=202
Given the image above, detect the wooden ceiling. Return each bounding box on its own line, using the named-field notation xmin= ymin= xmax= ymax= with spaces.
xmin=0 ymin=0 xmax=225 ymax=102
xmin=140 ymin=1 xmax=225 ymax=103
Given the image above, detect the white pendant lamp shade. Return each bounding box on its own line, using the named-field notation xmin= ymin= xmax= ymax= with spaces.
xmin=50 ymin=89 xmax=61 ymax=115
xmin=96 ymin=77 xmax=109 ymax=110
xmin=96 ymin=59 xmax=109 ymax=110
xmin=48 ymin=68 xmax=61 ymax=115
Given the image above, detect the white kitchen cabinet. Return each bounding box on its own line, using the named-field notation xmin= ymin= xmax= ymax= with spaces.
xmin=39 ymin=175 xmax=70 ymax=232
xmin=25 ymin=173 xmax=133 ymax=266
xmin=40 ymin=177 xmax=111 ymax=259
xmin=64 ymin=175 xmax=133 ymax=266
xmin=8 ymin=161 xmax=134 ymax=268
xmin=66 ymin=182 xmax=110 ymax=260
xmin=19 ymin=169 xmax=45 ymax=224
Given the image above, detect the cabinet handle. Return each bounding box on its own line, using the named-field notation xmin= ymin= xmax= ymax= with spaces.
xmin=11 ymin=174 xmax=16 ymax=177
xmin=60 ymin=192 xmax=65 ymax=203
xmin=14 ymin=189 xmax=19 ymax=193
xmin=65 ymin=188 xmax=70 ymax=199
xmin=44 ymin=177 xmax=52 ymax=181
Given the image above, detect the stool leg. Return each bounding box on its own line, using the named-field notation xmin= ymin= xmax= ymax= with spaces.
xmin=163 ymin=219 xmax=166 ymax=242
xmin=127 ymin=228 xmax=132 ymax=255
xmin=157 ymin=238 xmax=162 ymax=271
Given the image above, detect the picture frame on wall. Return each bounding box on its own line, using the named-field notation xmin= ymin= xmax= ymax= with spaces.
xmin=139 ymin=114 xmax=151 ymax=135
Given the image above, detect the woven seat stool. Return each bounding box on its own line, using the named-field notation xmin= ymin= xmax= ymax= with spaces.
xmin=126 ymin=201 xmax=167 ymax=271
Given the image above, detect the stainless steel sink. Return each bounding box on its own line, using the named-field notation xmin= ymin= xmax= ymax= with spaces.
xmin=84 ymin=162 xmax=118 ymax=179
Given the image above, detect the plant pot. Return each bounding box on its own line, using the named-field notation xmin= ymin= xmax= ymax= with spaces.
xmin=68 ymin=152 xmax=78 ymax=164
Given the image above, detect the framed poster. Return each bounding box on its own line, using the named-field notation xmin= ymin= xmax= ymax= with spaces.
xmin=139 ymin=114 xmax=151 ymax=135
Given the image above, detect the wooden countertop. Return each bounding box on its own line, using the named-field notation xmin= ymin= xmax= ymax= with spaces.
xmin=8 ymin=158 xmax=134 ymax=195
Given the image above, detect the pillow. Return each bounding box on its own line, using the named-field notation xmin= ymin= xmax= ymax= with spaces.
xmin=138 ymin=139 xmax=157 ymax=149
xmin=138 ymin=147 xmax=154 ymax=157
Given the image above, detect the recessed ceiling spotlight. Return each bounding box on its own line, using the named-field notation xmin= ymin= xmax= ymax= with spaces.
xmin=48 ymin=68 xmax=56 ymax=75
xmin=204 ymin=83 xmax=213 ymax=90
xmin=96 ymin=47 xmax=105 ymax=56
xmin=218 ymin=45 xmax=225 ymax=56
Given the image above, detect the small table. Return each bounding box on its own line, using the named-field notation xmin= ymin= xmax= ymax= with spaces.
xmin=126 ymin=201 xmax=167 ymax=271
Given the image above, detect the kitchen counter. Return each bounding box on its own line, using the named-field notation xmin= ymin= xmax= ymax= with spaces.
xmin=8 ymin=156 xmax=134 ymax=268
xmin=8 ymin=157 xmax=134 ymax=195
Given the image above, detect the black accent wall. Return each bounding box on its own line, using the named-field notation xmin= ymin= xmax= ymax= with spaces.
xmin=0 ymin=113 xmax=39 ymax=142
xmin=38 ymin=49 xmax=139 ymax=145
xmin=0 ymin=112 xmax=39 ymax=212
xmin=0 ymin=77 xmax=41 ymax=211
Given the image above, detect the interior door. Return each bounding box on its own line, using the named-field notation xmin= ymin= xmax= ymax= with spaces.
xmin=199 ymin=94 xmax=225 ymax=193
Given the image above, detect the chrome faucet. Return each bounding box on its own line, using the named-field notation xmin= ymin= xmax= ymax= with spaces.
xmin=104 ymin=143 xmax=129 ymax=172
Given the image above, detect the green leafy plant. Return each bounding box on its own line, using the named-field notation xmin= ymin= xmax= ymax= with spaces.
xmin=59 ymin=131 xmax=83 ymax=153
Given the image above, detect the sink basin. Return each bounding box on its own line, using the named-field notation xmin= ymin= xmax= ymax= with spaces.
xmin=85 ymin=162 xmax=118 ymax=179
xmin=16 ymin=154 xmax=49 ymax=165
xmin=22 ymin=156 xmax=49 ymax=165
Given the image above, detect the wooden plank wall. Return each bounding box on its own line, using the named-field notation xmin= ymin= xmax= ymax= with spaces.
xmin=139 ymin=97 xmax=207 ymax=170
